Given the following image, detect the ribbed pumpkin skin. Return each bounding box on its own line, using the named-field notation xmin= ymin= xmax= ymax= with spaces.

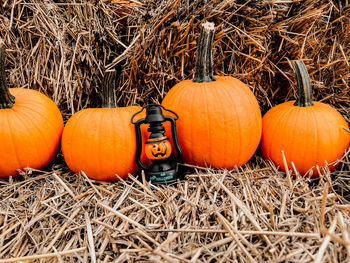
xmin=0 ymin=88 xmax=64 ymax=178
xmin=162 ymin=76 xmax=262 ymax=169
xmin=62 ymin=106 xmax=143 ymax=181
xmin=261 ymin=101 xmax=350 ymax=176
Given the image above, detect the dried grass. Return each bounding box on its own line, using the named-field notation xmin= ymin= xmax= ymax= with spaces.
xmin=1 ymin=0 xmax=349 ymax=116
xmin=0 ymin=0 xmax=350 ymax=262
xmin=0 ymin=157 xmax=350 ymax=262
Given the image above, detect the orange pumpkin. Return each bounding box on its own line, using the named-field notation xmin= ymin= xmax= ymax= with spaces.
xmin=0 ymin=41 xmax=64 ymax=178
xmin=62 ymin=71 xmax=146 ymax=181
xmin=145 ymin=137 xmax=172 ymax=160
xmin=161 ymin=22 xmax=262 ymax=169
xmin=261 ymin=61 xmax=350 ymax=177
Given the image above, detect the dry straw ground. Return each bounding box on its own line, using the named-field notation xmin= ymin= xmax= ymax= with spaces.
xmin=0 ymin=0 xmax=349 ymax=262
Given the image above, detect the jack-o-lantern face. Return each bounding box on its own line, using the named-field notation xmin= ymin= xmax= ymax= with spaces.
xmin=145 ymin=137 xmax=172 ymax=160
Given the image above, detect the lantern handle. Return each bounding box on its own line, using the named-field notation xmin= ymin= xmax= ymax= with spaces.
xmin=133 ymin=118 xmax=148 ymax=171
xmin=131 ymin=107 xmax=145 ymax=124
xmin=131 ymin=104 xmax=179 ymax=123
xmin=159 ymin=104 xmax=178 ymax=120
xmin=164 ymin=116 xmax=183 ymax=162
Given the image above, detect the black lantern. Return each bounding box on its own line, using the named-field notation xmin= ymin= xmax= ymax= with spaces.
xmin=131 ymin=104 xmax=182 ymax=184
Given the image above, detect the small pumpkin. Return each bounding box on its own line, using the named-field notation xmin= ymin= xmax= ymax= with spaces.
xmin=0 ymin=40 xmax=64 ymax=178
xmin=161 ymin=22 xmax=262 ymax=169
xmin=145 ymin=138 xmax=172 ymax=160
xmin=62 ymin=71 xmax=146 ymax=181
xmin=261 ymin=61 xmax=350 ymax=177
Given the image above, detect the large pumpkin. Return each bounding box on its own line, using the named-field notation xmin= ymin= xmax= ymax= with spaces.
xmin=261 ymin=61 xmax=350 ymax=177
xmin=62 ymin=71 xmax=145 ymax=181
xmin=0 ymin=41 xmax=63 ymax=178
xmin=161 ymin=22 xmax=262 ymax=169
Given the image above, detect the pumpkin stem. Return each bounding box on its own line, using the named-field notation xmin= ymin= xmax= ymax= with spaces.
xmin=293 ymin=61 xmax=314 ymax=107
xmin=193 ymin=22 xmax=217 ymax=83
xmin=0 ymin=40 xmax=15 ymax=109
xmin=102 ymin=70 xmax=117 ymax=108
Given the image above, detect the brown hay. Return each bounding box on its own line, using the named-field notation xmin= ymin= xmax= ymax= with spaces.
xmin=0 ymin=0 xmax=350 ymax=262
xmin=1 ymin=1 xmax=349 ymax=116
xmin=0 ymin=157 xmax=350 ymax=262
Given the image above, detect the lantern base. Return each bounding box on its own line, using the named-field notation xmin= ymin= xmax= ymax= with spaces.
xmin=143 ymin=156 xmax=182 ymax=185
xmin=146 ymin=168 xmax=180 ymax=185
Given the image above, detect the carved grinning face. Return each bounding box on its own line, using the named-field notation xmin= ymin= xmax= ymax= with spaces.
xmin=145 ymin=140 xmax=172 ymax=160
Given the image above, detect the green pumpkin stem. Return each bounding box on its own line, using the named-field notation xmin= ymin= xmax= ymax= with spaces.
xmin=102 ymin=70 xmax=117 ymax=108
xmin=193 ymin=22 xmax=217 ymax=83
xmin=0 ymin=40 xmax=15 ymax=109
xmin=293 ymin=61 xmax=314 ymax=107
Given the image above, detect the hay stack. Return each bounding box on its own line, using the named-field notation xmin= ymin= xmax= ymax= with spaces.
xmin=1 ymin=0 xmax=349 ymax=115
xmin=0 ymin=0 xmax=349 ymax=262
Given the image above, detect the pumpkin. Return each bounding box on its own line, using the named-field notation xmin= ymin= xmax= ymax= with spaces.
xmin=261 ymin=61 xmax=350 ymax=177
xmin=0 ymin=40 xmax=64 ymax=178
xmin=145 ymin=139 xmax=172 ymax=160
xmin=61 ymin=71 xmax=145 ymax=181
xmin=161 ymin=22 xmax=262 ymax=169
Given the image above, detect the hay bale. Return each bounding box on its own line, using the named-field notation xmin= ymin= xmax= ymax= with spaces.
xmin=0 ymin=1 xmax=349 ymax=116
